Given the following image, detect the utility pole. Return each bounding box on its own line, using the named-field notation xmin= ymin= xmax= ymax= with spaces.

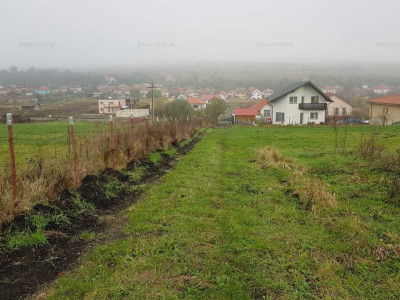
xmin=11 ymin=85 xmax=15 ymax=110
xmin=148 ymin=82 xmax=156 ymax=121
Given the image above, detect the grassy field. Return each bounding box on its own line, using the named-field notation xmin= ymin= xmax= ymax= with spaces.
xmin=0 ymin=121 xmax=109 ymax=167
xmin=42 ymin=125 xmax=400 ymax=298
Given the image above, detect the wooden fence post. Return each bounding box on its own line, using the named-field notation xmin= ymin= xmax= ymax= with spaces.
xmin=109 ymin=115 xmax=116 ymax=170
xmin=130 ymin=116 xmax=134 ymax=132
xmin=69 ymin=117 xmax=80 ymax=187
xmin=7 ymin=113 xmax=18 ymax=207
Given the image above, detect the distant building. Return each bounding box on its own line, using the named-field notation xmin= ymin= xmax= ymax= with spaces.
xmin=35 ymin=86 xmax=51 ymax=95
xmin=98 ymin=99 xmax=127 ymax=114
xmin=367 ymin=95 xmax=400 ymax=125
xmin=20 ymin=104 xmax=41 ymax=111
xmin=249 ymin=89 xmax=263 ymax=100
xmin=233 ymin=98 xmax=272 ymax=124
xmin=116 ymin=109 xmax=149 ymax=119
xmin=187 ymin=98 xmax=206 ymax=110
xmin=373 ymin=86 xmax=391 ymax=95
xmin=262 ymin=89 xmax=274 ymax=97
xmin=326 ymin=93 xmax=353 ymax=117
xmin=200 ymin=94 xmax=216 ymax=102
xmin=321 ymin=85 xmax=344 ymax=94
xmin=105 ymin=76 xmax=116 ymax=84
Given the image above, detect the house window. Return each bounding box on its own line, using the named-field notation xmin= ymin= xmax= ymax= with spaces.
xmin=342 ymin=107 xmax=347 ymax=116
xmin=264 ymin=110 xmax=271 ymax=117
xmin=100 ymin=108 xmax=104 ymax=112
xmin=334 ymin=108 xmax=339 ymax=115
xmin=109 ymin=102 xmax=113 ymax=106
xmin=301 ymin=96 xmax=305 ymax=103
xmin=310 ymin=112 xmax=318 ymax=120
xmin=276 ymin=112 xmax=285 ymax=122
xmin=193 ymin=105 xmax=198 ymax=109
xmin=311 ymin=96 xmax=319 ymax=103
xmin=289 ymin=96 xmax=298 ymax=104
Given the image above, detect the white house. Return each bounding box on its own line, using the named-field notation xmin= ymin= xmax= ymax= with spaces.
xmin=262 ymin=89 xmax=274 ymax=97
xmin=249 ymin=89 xmax=263 ymax=100
xmin=187 ymin=98 xmax=206 ymax=110
xmin=267 ymin=81 xmax=333 ymax=125
xmin=373 ymin=86 xmax=391 ymax=95
xmin=321 ymin=85 xmax=344 ymax=94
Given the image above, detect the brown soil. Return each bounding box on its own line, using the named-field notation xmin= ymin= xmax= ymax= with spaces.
xmin=0 ymin=134 xmax=202 ymax=300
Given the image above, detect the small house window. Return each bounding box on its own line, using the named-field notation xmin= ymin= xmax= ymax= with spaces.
xmin=311 ymin=96 xmax=319 ymax=103
xmin=276 ymin=112 xmax=285 ymax=122
xmin=289 ymin=96 xmax=298 ymax=104
xmin=301 ymin=96 xmax=305 ymax=103
xmin=100 ymin=108 xmax=104 ymax=112
xmin=310 ymin=112 xmax=318 ymax=119
xmin=342 ymin=107 xmax=347 ymax=116
xmin=264 ymin=110 xmax=271 ymax=117
xmin=334 ymin=108 xmax=339 ymax=115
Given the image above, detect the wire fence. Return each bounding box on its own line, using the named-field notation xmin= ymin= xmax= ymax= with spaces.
xmin=0 ymin=116 xmax=211 ymax=223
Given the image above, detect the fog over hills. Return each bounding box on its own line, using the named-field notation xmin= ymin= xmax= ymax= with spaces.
xmin=1 ymin=0 xmax=400 ymax=69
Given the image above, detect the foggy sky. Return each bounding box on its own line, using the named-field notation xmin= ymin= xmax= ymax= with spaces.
xmin=1 ymin=0 xmax=400 ymax=69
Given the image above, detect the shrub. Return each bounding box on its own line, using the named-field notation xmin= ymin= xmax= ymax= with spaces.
xmin=0 ymin=119 xmax=211 ymax=224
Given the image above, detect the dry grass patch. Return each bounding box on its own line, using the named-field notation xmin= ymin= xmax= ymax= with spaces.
xmin=290 ymin=170 xmax=339 ymax=213
xmin=255 ymin=146 xmax=294 ymax=170
xmin=256 ymin=147 xmax=338 ymax=213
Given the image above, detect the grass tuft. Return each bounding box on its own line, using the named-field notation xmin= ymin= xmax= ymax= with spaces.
xmin=255 ymin=146 xmax=294 ymax=169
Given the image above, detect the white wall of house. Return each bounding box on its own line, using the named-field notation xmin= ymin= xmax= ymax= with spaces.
xmin=327 ymin=95 xmax=353 ymax=116
xmin=190 ymin=103 xmax=206 ymax=110
xmin=116 ymin=109 xmax=149 ymax=118
xmin=271 ymin=85 xmax=329 ymax=125
xmin=259 ymin=104 xmax=273 ymax=117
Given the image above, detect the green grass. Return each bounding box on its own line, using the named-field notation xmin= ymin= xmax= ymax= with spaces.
xmin=0 ymin=121 xmax=107 ymax=167
xmin=49 ymin=125 xmax=400 ymax=299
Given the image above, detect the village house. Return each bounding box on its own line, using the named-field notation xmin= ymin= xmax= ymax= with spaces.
xmin=322 ymin=85 xmax=344 ymax=94
xmin=187 ymin=98 xmax=206 ymax=110
xmin=267 ymin=81 xmax=332 ymax=124
xmin=373 ymin=85 xmax=392 ymax=95
xmin=367 ymin=95 xmax=400 ymax=125
xmin=233 ymin=108 xmax=260 ymax=124
xmin=262 ymin=89 xmax=274 ymax=97
xmin=248 ymin=89 xmax=263 ymax=100
xmin=234 ymin=81 xmax=332 ymax=125
xmin=200 ymin=94 xmax=216 ymax=102
xmin=326 ymin=93 xmax=353 ymax=117
xmin=98 ymin=98 xmax=127 ymax=114
xmin=35 ymin=86 xmax=51 ymax=95
xmin=233 ymin=98 xmax=271 ymax=124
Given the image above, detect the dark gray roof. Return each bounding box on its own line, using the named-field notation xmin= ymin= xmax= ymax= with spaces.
xmin=268 ymin=81 xmax=333 ymax=103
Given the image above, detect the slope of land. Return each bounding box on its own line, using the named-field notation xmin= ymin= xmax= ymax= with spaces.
xmin=41 ymin=126 xmax=400 ymax=299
